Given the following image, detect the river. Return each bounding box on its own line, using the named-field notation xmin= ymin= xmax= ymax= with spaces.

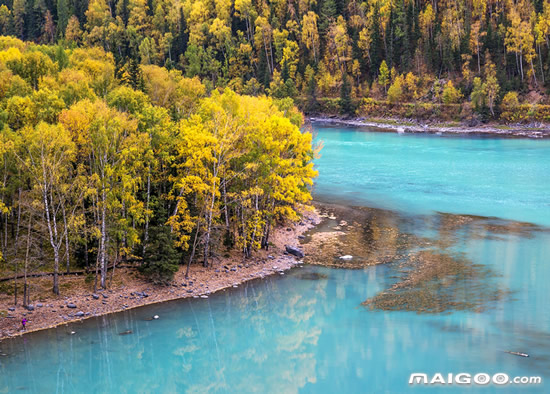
xmin=1 ymin=124 xmax=549 ymax=393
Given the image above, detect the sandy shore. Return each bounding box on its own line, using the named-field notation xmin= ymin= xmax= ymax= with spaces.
xmin=0 ymin=210 xmax=320 ymax=340
xmin=309 ymin=116 xmax=550 ymax=138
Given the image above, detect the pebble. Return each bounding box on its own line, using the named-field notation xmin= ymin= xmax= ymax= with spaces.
xmin=75 ymin=311 xmax=85 ymax=317
xmin=92 ymin=294 xmax=100 ymax=300
xmin=67 ymin=303 xmax=77 ymax=309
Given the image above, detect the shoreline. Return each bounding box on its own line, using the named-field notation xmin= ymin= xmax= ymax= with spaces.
xmin=307 ymin=116 xmax=550 ymax=138
xmin=0 ymin=209 xmax=321 ymax=341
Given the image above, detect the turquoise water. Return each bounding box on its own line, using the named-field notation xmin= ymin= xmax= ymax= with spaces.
xmin=1 ymin=125 xmax=550 ymax=393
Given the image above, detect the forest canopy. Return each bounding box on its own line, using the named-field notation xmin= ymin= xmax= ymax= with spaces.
xmin=0 ymin=0 xmax=548 ymax=118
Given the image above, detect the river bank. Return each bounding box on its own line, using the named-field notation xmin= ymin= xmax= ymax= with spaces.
xmin=0 ymin=209 xmax=320 ymax=341
xmin=308 ymin=116 xmax=550 ymax=138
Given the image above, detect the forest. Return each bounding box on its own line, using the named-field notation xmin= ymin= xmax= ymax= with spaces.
xmin=0 ymin=0 xmax=548 ymax=119
xmin=0 ymin=0 xmax=549 ymax=301
xmin=0 ymin=37 xmax=317 ymax=302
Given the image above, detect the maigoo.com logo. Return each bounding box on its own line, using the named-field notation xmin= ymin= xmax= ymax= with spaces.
xmin=409 ymin=373 xmax=542 ymax=386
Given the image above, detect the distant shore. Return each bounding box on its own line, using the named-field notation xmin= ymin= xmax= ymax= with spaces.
xmin=0 ymin=210 xmax=320 ymax=341
xmin=307 ymin=116 xmax=550 ymax=138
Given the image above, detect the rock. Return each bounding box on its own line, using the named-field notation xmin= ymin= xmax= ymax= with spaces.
xmin=8 ymin=307 xmax=15 ymax=312
xmin=102 ymin=294 xmax=109 ymax=299
xmin=286 ymin=227 xmax=292 ymax=231
xmin=285 ymin=245 xmax=305 ymax=258
xmin=339 ymin=255 xmax=353 ymax=260
xmin=75 ymin=311 xmax=85 ymax=317
xmin=268 ymin=255 xmax=275 ymax=259
xmin=467 ymin=117 xmax=480 ymax=127
xmin=153 ymin=315 xmax=159 ymax=320
xmin=92 ymin=294 xmax=100 ymax=300
xmin=187 ymin=289 xmax=193 ymax=293
xmin=26 ymin=305 xmax=35 ymax=311
xmin=230 ymin=267 xmax=237 ymax=272
xmin=36 ymin=303 xmax=43 ymax=308
xmin=67 ymin=303 xmax=77 ymax=309
xmin=200 ymin=295 xmax=208 ymax=298
xmin=298 ymin=235 xmax=305 ymax=239
xmin=214 ymin=269 xmax=220 ymax=273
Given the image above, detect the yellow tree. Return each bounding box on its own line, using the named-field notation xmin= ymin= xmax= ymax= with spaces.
xmin=17 ymin=123 xmax=77 ymax=295
xmin=506 ymin=1 xmax=536 ymax=82
xmin=301 ymin=11 xmax=319 ymax=63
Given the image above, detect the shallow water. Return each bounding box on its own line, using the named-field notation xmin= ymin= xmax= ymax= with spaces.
xmin=1 ymin=125 xmax=549 ymax=393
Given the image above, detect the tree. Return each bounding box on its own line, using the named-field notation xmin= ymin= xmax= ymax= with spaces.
xmin=470 ymin=77 xmax=486 ymax=112
xmin=340 ymin=73 xmax=352 ymax=113
xmin=56 ymin=0 xmax=69 ymax=37
xmin=17 ymin=123 xmax=76 ymax=295
xmin=387 ymin=75 xmax=404 ymax=104
xmin=484 ymin=59 xmax=500 ymax=116
xmin=442 ymin=81 xmax=463 ymax=104
xmin=65 ymin=15 xmax=82 ymax=45
xmin=302 ymin=11 xmax=320 ymax=63
xmin=139 ymin=225 xmax=179 ymax=284
xmin=379 ymin=60 xmax=389 ymax=93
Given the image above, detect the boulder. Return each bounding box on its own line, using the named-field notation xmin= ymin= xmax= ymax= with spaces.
xmin=285 ymin=245 xmax=305 ymax=258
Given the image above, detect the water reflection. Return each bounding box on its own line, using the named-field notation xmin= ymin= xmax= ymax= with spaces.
xmin=0 ymin=203 xmax=549 ymax=392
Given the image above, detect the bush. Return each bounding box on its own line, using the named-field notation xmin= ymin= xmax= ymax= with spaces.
xmin=442 ymin=81 xmax=463 ymax=104
xmin=387 ymin=76 xmax=404 ymax=104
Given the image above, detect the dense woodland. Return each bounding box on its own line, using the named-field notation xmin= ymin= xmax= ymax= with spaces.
xmin=1 ymin=0 xmax=550 ymax=302
xmin=0 ymin=37 xmax=317 ymax=303
xmin=0 ymin=0 xmax=549 ymax=118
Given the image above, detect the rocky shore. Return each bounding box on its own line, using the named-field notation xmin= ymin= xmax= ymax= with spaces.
xmin=308 ymin=116 xmax=550 ymax=138
xmin=0 ymin=210 xmax=320 ymax=340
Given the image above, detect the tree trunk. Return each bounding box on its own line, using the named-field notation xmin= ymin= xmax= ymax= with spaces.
xmin=142 ymin=171 xmax=151 ymax=257
xmin=100 ymin=187 xmax=107 ymax=289
xmin=63 ymin=205 xmax=70 ymax=274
